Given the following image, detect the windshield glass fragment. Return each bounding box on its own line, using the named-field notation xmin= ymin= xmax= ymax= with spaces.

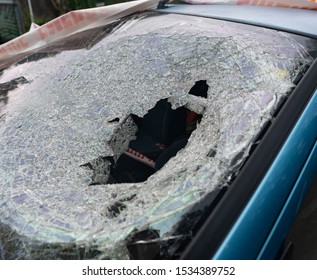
xmin=0 ymin=12 xmax=315 ymax=259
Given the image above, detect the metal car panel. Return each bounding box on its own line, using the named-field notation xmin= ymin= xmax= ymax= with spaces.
xmin=257 ymin=140 xmax=317 ymax=259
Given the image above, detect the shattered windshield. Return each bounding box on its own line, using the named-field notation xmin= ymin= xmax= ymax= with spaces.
xmin=0 ymin=12 xmax=315 ymax=259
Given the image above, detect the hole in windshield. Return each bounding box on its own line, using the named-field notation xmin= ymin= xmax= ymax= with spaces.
xmin=107 ymin=81 xmax=208 ymax=184
xmin=82 ymin=81 xmax=208 ymax=185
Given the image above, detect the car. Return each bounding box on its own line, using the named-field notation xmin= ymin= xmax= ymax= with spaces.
xmin=0 ymin=2 xmax=317 ymax=260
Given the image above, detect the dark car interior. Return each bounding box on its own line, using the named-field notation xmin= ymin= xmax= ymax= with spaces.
xmin=107 ymin=80 xmax=208 ymax=184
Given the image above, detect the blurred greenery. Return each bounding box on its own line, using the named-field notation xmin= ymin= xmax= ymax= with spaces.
xmin=64 ymin=0 xmax=98 ymax=10
xmin=64 ymin=0 xmax=131 ymax=10
xmin=0 ymin=10 xmax=20 ymax=44
xmin=59 ymin=0 xmax=132 ymax=12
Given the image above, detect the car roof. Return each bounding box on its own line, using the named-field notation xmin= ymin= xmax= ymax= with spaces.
xmin=156 ymin=4 xmax=317 ymax=39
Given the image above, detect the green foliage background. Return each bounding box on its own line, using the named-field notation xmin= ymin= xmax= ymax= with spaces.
xmin=0 ymin=9 xmax=20 ymax=44
xmin=65 ymin=0 xmax=98 ymax=10
xmin=65 ymin=0 xmax=131 ymax=10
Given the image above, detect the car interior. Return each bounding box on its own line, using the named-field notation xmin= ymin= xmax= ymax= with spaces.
xmin=107 ymin=80 xmax=208 ymax=184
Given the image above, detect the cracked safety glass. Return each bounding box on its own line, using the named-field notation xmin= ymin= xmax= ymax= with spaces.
xmin=0 ymin=12 xmax=316 ymax=259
